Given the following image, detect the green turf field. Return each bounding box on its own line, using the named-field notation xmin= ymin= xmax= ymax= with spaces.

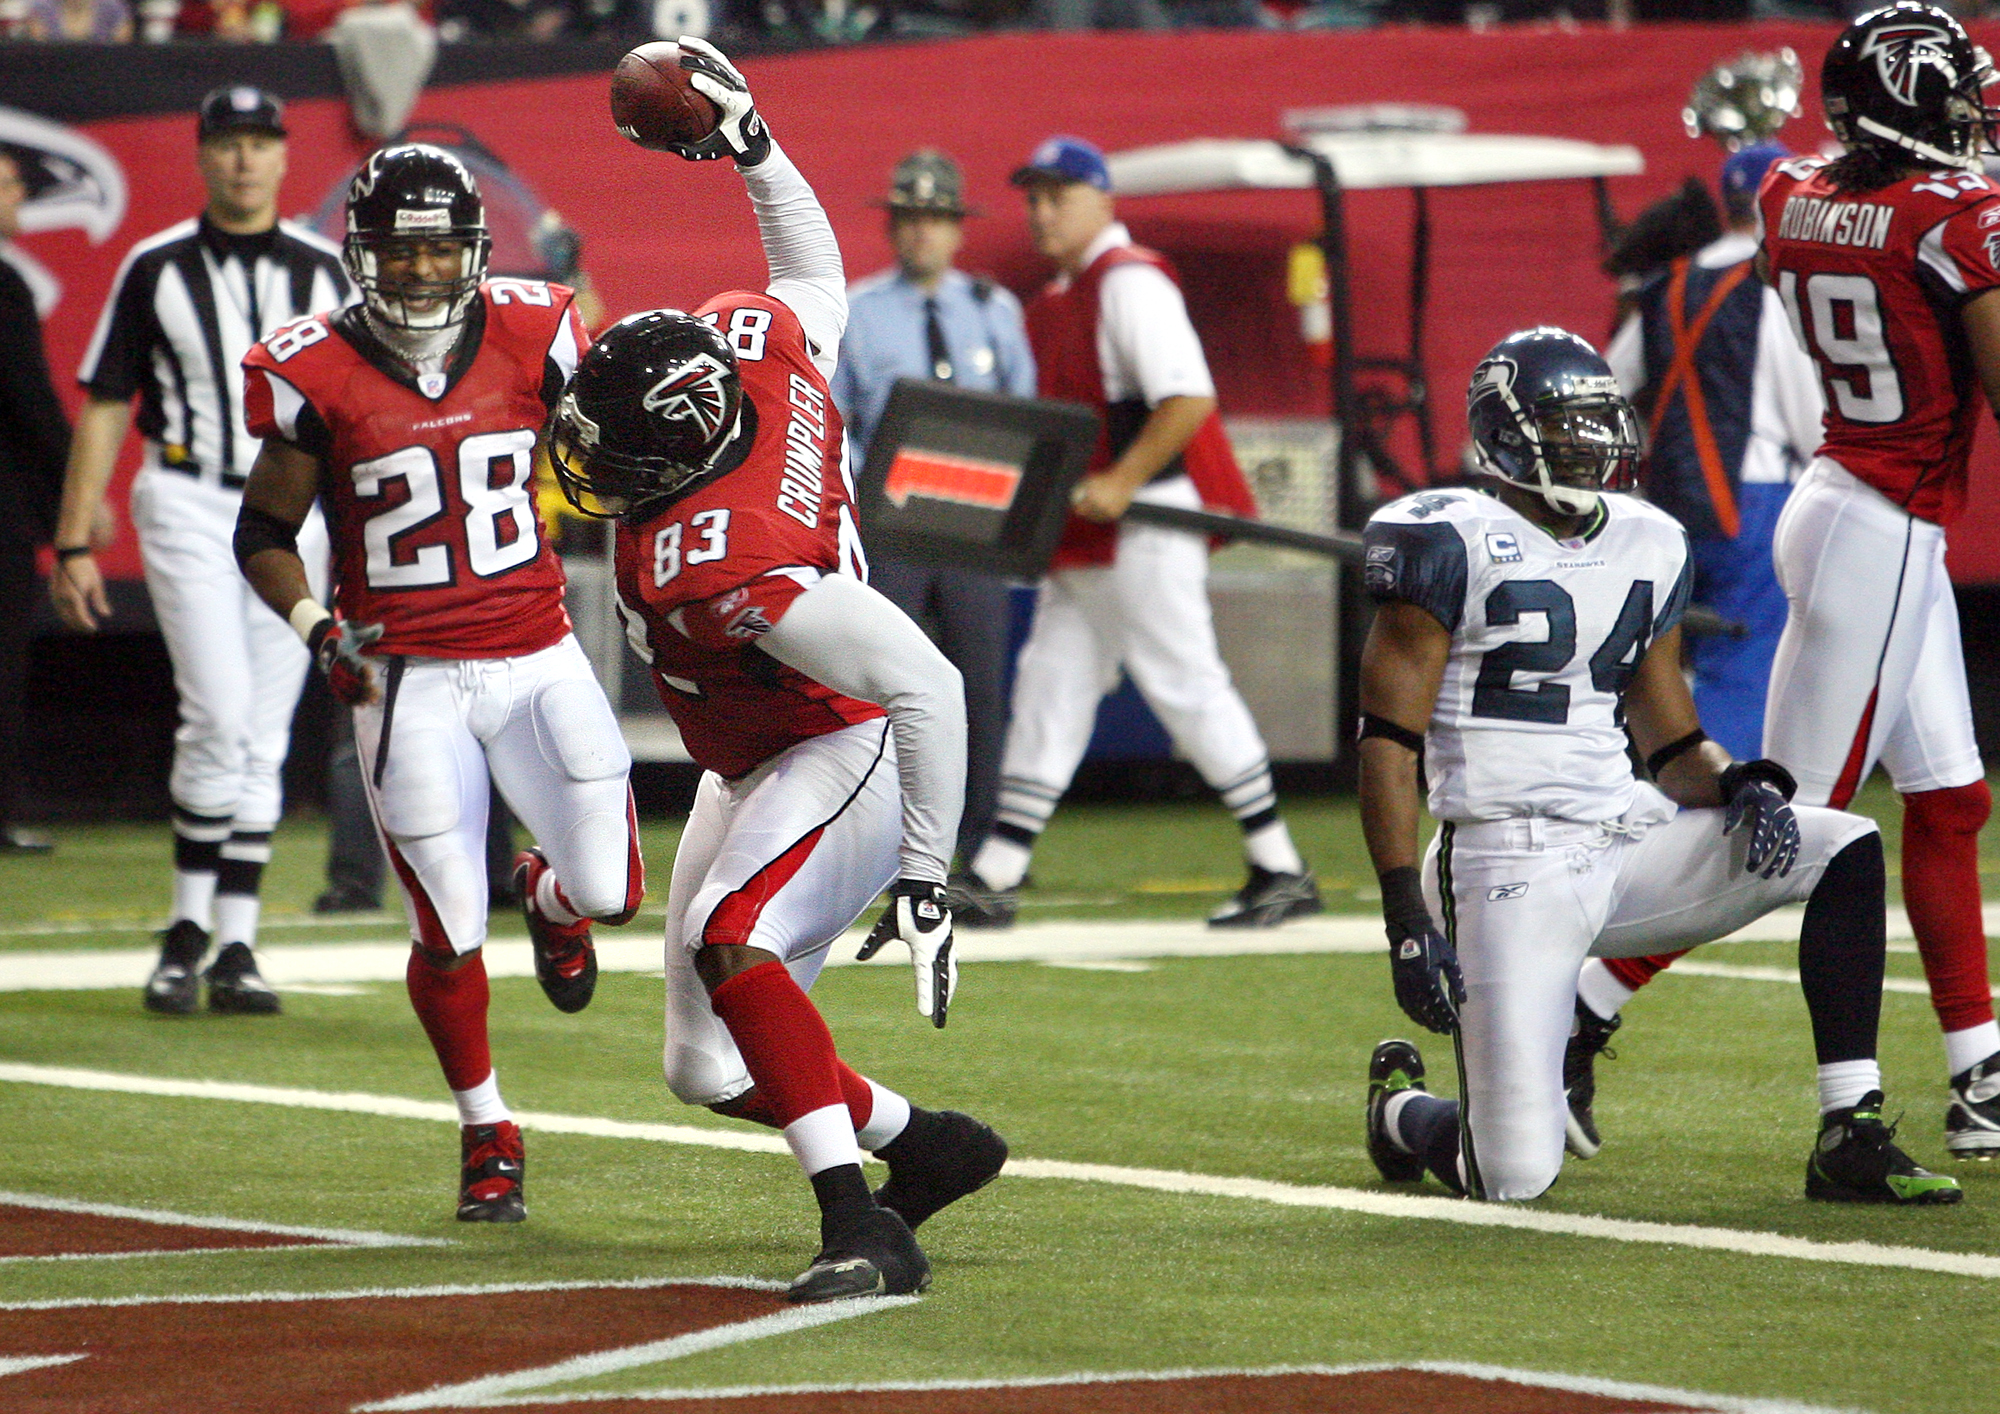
xmin=1 ymin=783 xmax=1995 ymax=1412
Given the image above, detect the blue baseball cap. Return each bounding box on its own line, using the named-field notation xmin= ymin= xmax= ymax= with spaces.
xmin=1721 ymin=141 xmax=1787 ymax=216
xmin=1010 ymin=136 xmax=1111 ymax=192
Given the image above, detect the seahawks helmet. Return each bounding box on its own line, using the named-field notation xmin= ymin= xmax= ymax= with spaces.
xmin=546 ymin=310 xmax=744 ymax=518
xmin=1466 ymin=328 xmax=1640 ymax=518
xmin=1822 ymin=4 xmax=1999 ymax=171
xmin=343 ymin=144 xmax=490 ymax=330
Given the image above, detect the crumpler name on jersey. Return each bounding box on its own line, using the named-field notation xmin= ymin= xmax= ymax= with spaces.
xmin=1363 ymin=488 xmax=1692 ymax=825
xmin=242 ymin=280 xmax=587 ymax=658
xmin=612 ymin=291 xmax=881 ymax=780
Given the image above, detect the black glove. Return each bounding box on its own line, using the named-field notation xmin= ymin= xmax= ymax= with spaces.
xmin=858 ymin=879 xmax=955 ymax=1028
xmin=307 ymin=617 xmax=384 ymax=707
xmin=669 ymin=37 xmax=772 ymax=167
xmin=1720 ymin=759 xmax=1800 ymax=879
xmin=1380 ymin=865 xmax=1464 ymax=1035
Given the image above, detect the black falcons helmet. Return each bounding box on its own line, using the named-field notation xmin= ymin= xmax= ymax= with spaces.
xmin=547 ymin=311 xmax=744 ymax=518
xmin=1467 ymin=328 xmax=1639 ymax=518
xmin=1822 ymin=4 xmax=2000 ymax=171
xmin=343 ymin=143 xmax=491 ymax=330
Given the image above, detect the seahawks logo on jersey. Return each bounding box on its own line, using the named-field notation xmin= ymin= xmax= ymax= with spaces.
xmin=1861 ymin=22 xmax=1963 ymax=106
xmin=642 ymin=353 xmax=735 ymax=440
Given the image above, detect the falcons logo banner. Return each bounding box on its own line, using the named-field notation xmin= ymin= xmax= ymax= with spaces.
xmin=0 ymin=104 xmax=126 ymax=316
xmin=1860 ymin=24 xmax=1961 ymax=107
xmin=642 ymin=353 xmax=734 ymax=438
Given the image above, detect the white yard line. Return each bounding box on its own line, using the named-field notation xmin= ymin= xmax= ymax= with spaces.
xmin=0 ymin=1273 xmax=782 ymax=1313
xmin=0 ymin=1061 xmax=1992 ymax=1283
xmin=0 ymin=1190 xmax=447 ymax=1248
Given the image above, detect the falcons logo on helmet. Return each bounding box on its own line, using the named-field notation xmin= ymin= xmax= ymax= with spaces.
xmin=1861 ymin=24 xmax=1961 ymax=107
xmin=642 ymin=353 xmax=734 ymax=438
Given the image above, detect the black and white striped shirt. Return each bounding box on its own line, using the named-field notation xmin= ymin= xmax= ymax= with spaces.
xmin=78 ymin=215 xmax=350 ymax=490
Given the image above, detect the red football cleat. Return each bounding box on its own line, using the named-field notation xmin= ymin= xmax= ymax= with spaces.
xmin=513 ymin=848 xmax=598 ymax=1014
xmin=458 ymin=1120 xmax=525 ymax=1222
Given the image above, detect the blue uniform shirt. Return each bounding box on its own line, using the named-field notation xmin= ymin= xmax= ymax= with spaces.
xmin=833 ymin=266 xmax=1037 ymax=465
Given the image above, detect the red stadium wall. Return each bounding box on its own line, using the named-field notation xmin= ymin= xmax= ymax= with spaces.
xmin=23 ymin=23 xmax=2000 ymax=580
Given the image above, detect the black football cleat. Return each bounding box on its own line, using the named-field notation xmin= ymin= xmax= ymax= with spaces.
xmin=1208 ymin=865 xmax=1323 ymax=929
xmin=787 ymin=1206 xmax=930 ymax=1304
xmin=143 ymin=919 xmax=208 ymax=1016
xmin=1366 ymin=1039 xmax=1428 ymax=1182
xmin=1562 ymin=999 xmax=1621 ymax=1159
xmin=459 ymin=1121 xmax=526 ymax=1222
xmin=204 ymin=941 xmax=281 ymax=1015
xmin=514 ymin=848 xmax=598 ymax=1014
xmin=943 ymin=871 xmax=1017 ymax=930
xmin=1806 ymin=1092 xmax=1962 ymax=1205
xmin=1945 ymin=1052 xmax=2000 ymax=1159
xmin=874 ymin=1110 xmax=1009 ymax=1231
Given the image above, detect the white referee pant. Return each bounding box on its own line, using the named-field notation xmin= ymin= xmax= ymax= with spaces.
xmin=661 ymin=719 xmax=900 ymax=1109
xmin=352 ymin=634 xmax=642 ymax=958
xmin=131 ymin=466 xmax=326 ymax=835
xmin=999 ymin=476 xmax=1275 ymax=824
xmin=1424 ymin=785 xmax=1877 ymax=1202
xmin=1763 ymin=458 xmax=1983 ymax=806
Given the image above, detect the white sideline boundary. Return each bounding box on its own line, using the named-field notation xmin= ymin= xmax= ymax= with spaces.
xmin=0 ymin=1062 xmax=1993 ymax=1283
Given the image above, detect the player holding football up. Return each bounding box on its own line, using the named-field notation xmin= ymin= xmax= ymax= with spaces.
xmin=1566 ymin=5 xmax=2000 ymax=1161
xmin=1358 ymin=327 xmax=1957 ymax=1206
xmin=547 ymin=40 xmax=1006 ymax=1303
xmin=233 ymin=144 xmax=644 ymax=1222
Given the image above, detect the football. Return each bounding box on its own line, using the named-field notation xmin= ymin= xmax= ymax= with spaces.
xmin=608 ymin=42 xmax=720 ymax=151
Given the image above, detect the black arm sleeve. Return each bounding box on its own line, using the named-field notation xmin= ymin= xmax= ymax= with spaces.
xmin=233 ymin=504 xmax=302 ymax=571
xmin=0 ymin=264 xmax=72 ymax=539
xmin=1362 ymin=520 xmax=1469 ymax=633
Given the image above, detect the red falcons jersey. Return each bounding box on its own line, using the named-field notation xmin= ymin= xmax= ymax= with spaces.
xmin=243 ymin=280 xmax=586 ymax=657
xmin=1759 ymin=157 xmax=2000 ymax=525
xmin=612 ymin=291 xmax=879 ymax=780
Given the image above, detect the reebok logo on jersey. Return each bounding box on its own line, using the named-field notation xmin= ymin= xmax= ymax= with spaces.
xmin=1486 ymin=532 xmax=1522 ymax=563
xmin=1775 ymin=195 xmax=1893 ymax=250
xmin=1487 ymin=883 xmax=1529 ymax=901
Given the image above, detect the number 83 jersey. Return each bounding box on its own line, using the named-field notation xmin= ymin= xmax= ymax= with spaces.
xmin=243 ymin=281 xmax=586 ymax=658
xmin=1759 ymin=157 xmax=2000 ymax=526
xmin=1364 ymin=489 xmax=1691 ymax=825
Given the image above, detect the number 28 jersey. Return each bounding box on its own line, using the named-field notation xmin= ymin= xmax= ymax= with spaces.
xmin=612 ymin=291 xmax=880 ymax=781
xmin=243 ymin=281 xmax=586 ymax=658
xmin=1364 ymin=489 xmax=1691 ymax=825
xmin=1758 ymin=158 xmax=2000 ymax=525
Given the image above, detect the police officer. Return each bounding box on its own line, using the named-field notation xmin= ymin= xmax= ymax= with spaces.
xmin=832 ymin=149 xmax=1035 ymax=884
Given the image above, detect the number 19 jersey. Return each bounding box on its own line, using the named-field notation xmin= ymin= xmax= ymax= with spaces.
xmin=1364 ymin=489 xmax=1691 ymax=825
xmin=1759 ymin=157 xmax=2000 ymax=526
xmin=243 ymin=280 xmax=587 ymax=658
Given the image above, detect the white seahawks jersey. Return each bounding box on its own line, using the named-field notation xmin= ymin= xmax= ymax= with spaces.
xmin=1364 ymin=489 xmax=1692 ymax=824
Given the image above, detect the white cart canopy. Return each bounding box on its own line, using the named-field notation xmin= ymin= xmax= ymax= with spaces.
xmin=1106 ymin=133 xmax=1644 ymax=196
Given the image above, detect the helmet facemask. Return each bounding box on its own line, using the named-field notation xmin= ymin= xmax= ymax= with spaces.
xmin=546 ymin=384 xmax=744 ymax=520
xmin=1470 ymin=354 xmax=1639 ymax=519
xmin=345 ymin=231 xmax=490 ymax=332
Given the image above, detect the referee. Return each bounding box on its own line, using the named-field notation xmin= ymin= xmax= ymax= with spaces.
xmin=49 ymin=87 xmax=349 ymax=1016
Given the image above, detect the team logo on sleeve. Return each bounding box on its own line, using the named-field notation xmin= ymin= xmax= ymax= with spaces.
xmin=642 ymin=353 xmax=735 ymax=439
xmin=1860 ymin=23 xmax=1962 ymax=106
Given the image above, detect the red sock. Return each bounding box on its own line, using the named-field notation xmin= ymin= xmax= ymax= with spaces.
xmin=1902 ymin=783 xmax=1996 ymax=1033
xmin=713 ymin=1061 xmax=876 ymax=1133
xmin=1602 ymin=950 xmax=1690 ymax=992
xmin=406 ymin=947 xmax=493 ymax=1092
xmin=707 ymin=960 xmax=845 ymax=1128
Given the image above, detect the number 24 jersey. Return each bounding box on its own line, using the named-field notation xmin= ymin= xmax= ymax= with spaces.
xmin=1758 ymin=157 xmax=2000 ymax=526
xmin=1364 ymin=489 xmax=1691 ymax=825
xmin=243 ymin=280 xmax=586 ymax=658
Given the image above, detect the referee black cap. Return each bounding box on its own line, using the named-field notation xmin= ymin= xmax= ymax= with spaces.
xmin=197 ymin=86 xmax=287 ymax=142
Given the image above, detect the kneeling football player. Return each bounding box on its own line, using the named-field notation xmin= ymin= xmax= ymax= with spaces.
xmin=547 ymin=40 xmax=1007 ymax=1302
xmin=1356 ymin=327 xmax=1959 ymax=1206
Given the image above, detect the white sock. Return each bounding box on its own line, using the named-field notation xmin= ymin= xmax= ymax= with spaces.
xmin=535 ymin=870 xmax=581 ymax=926
xmin=856 ymin=1078 xmax=911 ymax=1151
xmin=972 ymin=836 xmax=1032 ymax=892
xmin=453 ymin=1071 xmax=512 ymax=1127
xmin=1574 ymin=960 xmax=1635 ymax=1022
xmin=213 ymin=893 xmax=260 ymax=950
xmin=1945 ymin=1020 xmax=2000 ymax=1078
xmin=784 ymin=1102 xmax=863 ymax=1176
xmin=1243 ymin=819 xmax=1304 ymax=876
xmin=1817 ymin=1059 xmax=1882 ymax=1115
xmin=173 ymin=871 xmax=216 ymax=931
xmin=1381 ymin=1089 xmax=1422 ymax=1154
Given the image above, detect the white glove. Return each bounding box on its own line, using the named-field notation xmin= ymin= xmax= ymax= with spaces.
xmin=669 ymin=36 xmax=772 ymax=167
xmin=858 ymin=880 xmax=956 ymax=1028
